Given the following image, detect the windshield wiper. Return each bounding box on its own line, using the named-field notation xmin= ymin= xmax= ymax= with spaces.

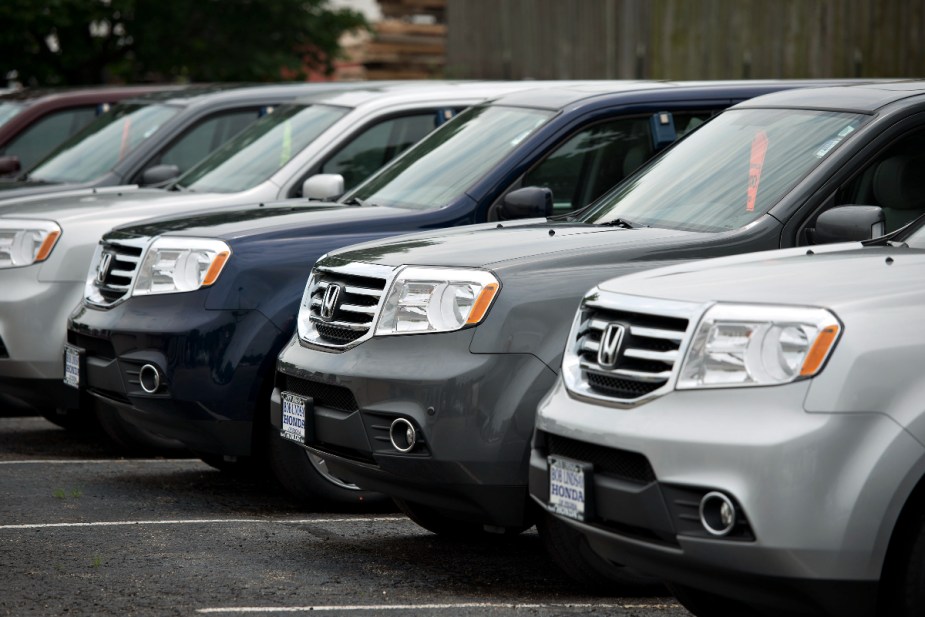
xmin=341 ymin=196 xmax=366 ymax=206
xmin=596 ymin=217 xmax=640 ymax=229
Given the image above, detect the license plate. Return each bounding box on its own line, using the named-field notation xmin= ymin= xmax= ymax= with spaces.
xmin=280 ymin=391 xmax=310 ymax=444
xmin=548 ymin=456 xmax=592 ymax=521
xmin=63 ymin=344 xmax=82 ymax=390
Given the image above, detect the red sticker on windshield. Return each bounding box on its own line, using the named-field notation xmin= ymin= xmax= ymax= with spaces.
xmin=746 ymin=130 xmax=768 ymax=212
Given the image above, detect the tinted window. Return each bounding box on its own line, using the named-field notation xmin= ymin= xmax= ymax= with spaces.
xmin=142 ymin=109 xmax=259 ymax=179
xmin=522 ymin=111 xmax=715 ymax=213
xmin=831 ymin=128 xmax=925 ymax=234
xmin=0 ymin=106 xmax=98 ymax=171
xmin=178 ymin=103 xmax=348 ymax=193
xmin=583 ymin=109 xmax=868 ymax=232
xmin=319 ymin=113 xmax=440 ymax=192
xmin=29 ymin=103 xmax=179 ymax=183
xmin=346 ymin=105 xmax=553 ymax=210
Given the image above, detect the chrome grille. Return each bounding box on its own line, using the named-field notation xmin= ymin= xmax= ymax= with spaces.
xmin=563 ymin=291 xmax=702 ymax=405
xmin=300 ymin=263 xmax=393 ymax=348
xmin=85 ymin=236 xmax=149 ymax=307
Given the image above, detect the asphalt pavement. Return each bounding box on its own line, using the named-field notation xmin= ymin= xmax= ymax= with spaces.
xmin=0 ymin=413 xmax=687 ymax=617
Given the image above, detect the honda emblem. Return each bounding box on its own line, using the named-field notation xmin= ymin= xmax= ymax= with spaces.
xmin=320 ymin=284 xmax=342 ymax=321
xmin=597 ymin=323 xmax=625 ymax=368
xmin=96 ymin=252 xmax=114 ymax=285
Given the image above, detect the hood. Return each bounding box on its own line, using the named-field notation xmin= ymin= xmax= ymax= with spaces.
xmin=0 ymin=186 xmax=229 ymax=222
xmin=603 ymin=244 xmax=925 ymax=311
xmin=109 ymin=201 xmax=416 ymax=241
xmin=325 ymin=221 xmax=705 ymax=269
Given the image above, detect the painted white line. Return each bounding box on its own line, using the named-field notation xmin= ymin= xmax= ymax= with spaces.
xmin=197 ymin=603 xmax=683 ymax=614
xmin=0 ymin=516 xmax=406 ymax=530
xmin=0 ymin=458 xmax=197 ymax=465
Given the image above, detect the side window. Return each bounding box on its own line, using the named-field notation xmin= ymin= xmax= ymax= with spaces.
xmin=318 ymin=113 xmax=440 ymax=192
xmin=0 ymin=106 xmax=98 ymax=171
xmin=521 ymin=111 xmax=715 ymax=214
xmin=150 ymin=109 xmax=259 ymax=176
xmin=830 ymin=128 xmax=925 ymax=233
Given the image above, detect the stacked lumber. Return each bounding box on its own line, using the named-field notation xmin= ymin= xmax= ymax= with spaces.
xmin=362 ymin=0 xmax=447 ymax=79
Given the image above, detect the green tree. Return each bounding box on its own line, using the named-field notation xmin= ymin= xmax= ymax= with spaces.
xmin=0 ymin=0 xmax=368 ymax=85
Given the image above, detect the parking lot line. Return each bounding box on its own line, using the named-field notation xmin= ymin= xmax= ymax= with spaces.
xmin=0 ymin=516 xmax=406 ymax=530
xmin=197 ymin=603 xmax=683 ymax=613
xmin=0 ymin=458 xmax=196 ymax=465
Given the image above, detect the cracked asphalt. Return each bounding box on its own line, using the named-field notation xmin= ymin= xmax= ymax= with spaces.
xmin=0 ymin=413 xmax=687 ymax=617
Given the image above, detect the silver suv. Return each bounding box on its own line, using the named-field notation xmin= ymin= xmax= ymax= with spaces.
xmin=529 ymin=222 xmax=925 ymax=616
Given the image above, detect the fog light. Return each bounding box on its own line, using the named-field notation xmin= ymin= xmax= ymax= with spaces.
xmin=389 ymin=418 xmax=417 ymax=452
xmin=138 ymin=364 xmax=161 ymax=394
xmin=699 ymin=491 xmax=736 ymax=536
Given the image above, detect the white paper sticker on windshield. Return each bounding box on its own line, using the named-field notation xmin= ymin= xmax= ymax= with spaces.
xmin=815 ymin=138 xmax=841 ymax=158
xmin=838 ymin=125 xmax=855 ymax=138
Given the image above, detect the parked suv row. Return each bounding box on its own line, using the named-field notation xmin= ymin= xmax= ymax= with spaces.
xmin=7 ymin=79 xmax=921 ymax=615
xmin=63 ymin=80 xmax=796 ymax=502
xmin=267 ymin=82 xmax=925 ymax=603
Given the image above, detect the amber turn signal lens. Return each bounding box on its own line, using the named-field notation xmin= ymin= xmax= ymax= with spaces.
xmin=466 ymin=282 xmax=500 ymax=324
xmin=202 ymin=251 xmax=230 ymax=286
xmin=34 ymin=230 xmax=60 ymax=262
xmin=800 ymin=325 xmax=840 ymax=376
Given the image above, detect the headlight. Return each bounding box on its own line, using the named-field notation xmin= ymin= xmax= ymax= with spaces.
xmin=132 ymin=237 xmax=231 ymax=296
xmin=0 ymin=219 xmax=61 ymax=268
xmin=375 ymin=266 xmax=500 ymax=335
xmin=676 ymin=304 xmax=841 ymax=389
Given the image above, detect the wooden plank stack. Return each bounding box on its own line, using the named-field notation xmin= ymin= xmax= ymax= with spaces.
xmin=362 ymin=0 xmax=447 ymax=79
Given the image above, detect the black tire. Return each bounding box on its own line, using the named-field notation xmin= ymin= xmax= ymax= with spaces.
xmin=536 ymin=510 xmax=663 ymax=593
xmin=394 ymin=498 xmax=530 ymax=538
xmin=93 ymin=405 xmax=188 ymax=455
xmin=895 ymin=511 xmax=925 ymax=616
xmin=667 ymin=583 xmax=762 ymax=617
xmin=267 ymin=434 xmax=386 ymax=507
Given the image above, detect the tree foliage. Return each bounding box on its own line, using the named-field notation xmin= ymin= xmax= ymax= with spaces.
xmin=0 ymin=0 xmax=368 ymax=85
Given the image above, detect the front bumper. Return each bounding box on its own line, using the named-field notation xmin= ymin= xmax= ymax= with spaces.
xmin=0 ymin=266 xmax=84 ymax=408
xmin=529 ymin=378 xmax=924 ymax=616
xmin=66 ymin=293 xmax=283 ymax=456
xmin=270 ymin=330 xmax=558 ymax=528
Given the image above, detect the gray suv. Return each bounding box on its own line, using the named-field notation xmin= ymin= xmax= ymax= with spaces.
xmin=528 ymin=221 xmax=925 ymax=616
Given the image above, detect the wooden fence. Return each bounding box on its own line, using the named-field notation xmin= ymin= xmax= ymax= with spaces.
xmin=445 ymin=0 xmax=924 ymax=79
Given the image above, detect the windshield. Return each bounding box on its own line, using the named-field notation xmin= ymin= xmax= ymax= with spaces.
xmin=345 ymin=105 xmax=554 ymax=210
xmin=177 ymin=103 xmax=349 ymax=193
xmin=582 ymin=108 xmax=869 ymax=232
xmin=0 ymin=102 xmax=24 ymax=128
xmin=28 ymin=103 xmax=178 ymax=183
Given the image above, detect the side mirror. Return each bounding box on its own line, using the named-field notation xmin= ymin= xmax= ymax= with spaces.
xmin=0 ymin=155 xmax=21 ymax=175
xmin=815 ymin=205 xmax=885 ymax=244
xmin=303 ymin=174 xmax=345 ymax=201
xmin=499 ymin=187 xmax=553 ymax=220
xmin=140 ymin=164 xmax=180 ymax=187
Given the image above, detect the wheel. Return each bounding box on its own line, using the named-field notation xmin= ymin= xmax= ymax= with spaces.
xmin=266 ymin=434 xmax=386 ymax=507
xmin=536 ymin=510 xmax=663 ymax=593
xmin=667 ymin=582 xmax=762 ymax=617
xmin=394 ymin=498 xmax=530 ymax=538
xmin=93 ymin=404 xmax=189 ymax=455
